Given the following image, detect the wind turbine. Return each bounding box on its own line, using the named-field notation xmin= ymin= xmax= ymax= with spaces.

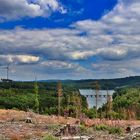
xmin=5 ymin=64 xmax=10 ymax=79
xmin=2 ymin=63 xmax=10 ymax=80
xmin=0 ymin=63 xmax=13 ymax=82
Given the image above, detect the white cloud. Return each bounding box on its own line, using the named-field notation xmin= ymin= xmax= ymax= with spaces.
xmin=0 ymin=55 xmax=39 ymax=65
xmin=0 ymin=0 xmax=140 ymax=79
xmin=72 ymin=0 xmax=140 ymax=61
xmin=0 ymin=28 xmax=92 ymax=60
xmin=40 ymin=60 xmax=86 ymax=73
xmin=67 ymin=51 xmax=96 ymax=60
xmin=97 ymin=47 xmax=128 ymax=60
xmin=0 ymin=0 xmax=65 ymax=21
xmin=91 ymin=58 xmax=140 ymax=78
xmin=6 ymin=60 xmax=92 ymax=80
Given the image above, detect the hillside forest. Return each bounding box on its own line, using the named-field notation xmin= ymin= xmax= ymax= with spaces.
xmin=0 ymin=77 xmax=140 ymax=120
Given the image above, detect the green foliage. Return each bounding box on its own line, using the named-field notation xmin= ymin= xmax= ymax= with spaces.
xmin=93 ymin=125 xmax=123 ymax=135
xmin=34 ymin=81 xmax=39 ymax=113
xmin=82 ymin=108 xmax=97 ymax=118
xmin=1 ymin=80 xmax=140 ymax=120
xmin=94 ymin=124 xmax=109 ymax=131
xmin=0 ymin=81 xmax=87 ymax=116
xmin=0 ymin=90 xmax=35 ymax=110
xmin=79 ymin=125 xmax=87 ymax=134
xmin=44 ymin=107 xmax=58 ymax=115
xmin=59 ymin=76 xmax=140 ymax=89
xmin=108 ymin=127 xmax=123 ymax=135
xmin=107 ymin=111 xmax=121 ymax=119
xmin=112 ymin=87 xmax=140 ymax=119
xmin=42 ymin=134 xmax=58 ymax=140
xmin=100 ymin=87 xmax=140 ymax=119
xmin=81 ymin=95 xmax=88 ymax=108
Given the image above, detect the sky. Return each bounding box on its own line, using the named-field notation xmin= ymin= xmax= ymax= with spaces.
xmin=0 ymin=0 xmax=140 ymax=80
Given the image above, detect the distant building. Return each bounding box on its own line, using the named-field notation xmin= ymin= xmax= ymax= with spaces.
xmin=79 ymin=89 xmax=114 ymax=109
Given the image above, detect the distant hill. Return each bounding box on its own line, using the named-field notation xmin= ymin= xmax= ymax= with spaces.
xmin=39 ymin=76 xmax=140 ymax=89
xmin=1 ymin=76 xmax=139 ymax=90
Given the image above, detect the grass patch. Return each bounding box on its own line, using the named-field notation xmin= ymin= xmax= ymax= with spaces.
xmin=42 ymin=134 xmax=59 ymax=140
xmin=79 ymin=125 xmax=88 ymax=135
xmin=94 ymin=124 xmax=109 ymax=131
xmin=108 ymin=127 xmax=123 ymax=135
xmin=93 ymin=124 xmax=123 ymax=135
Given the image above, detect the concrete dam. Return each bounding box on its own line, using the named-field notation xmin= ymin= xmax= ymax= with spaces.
xmin=79 ymin=89 xmax=114 ymax=108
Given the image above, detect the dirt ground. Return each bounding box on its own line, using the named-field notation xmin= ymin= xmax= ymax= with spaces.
xmin=0 ymin=109 xmax=140 ymax=140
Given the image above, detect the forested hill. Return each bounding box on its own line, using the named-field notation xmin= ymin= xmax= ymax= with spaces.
xmin=1 ymin=76 xmax=139 ymax=90
xmin=39 ymin=76 xmax=140 ymax=89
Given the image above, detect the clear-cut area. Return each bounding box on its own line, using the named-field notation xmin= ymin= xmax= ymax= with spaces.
xmin=1 ymin=109 xmax=140 ymax=140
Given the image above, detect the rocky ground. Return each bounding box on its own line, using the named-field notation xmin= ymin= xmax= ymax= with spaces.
xmin=0 ymin=109 xmax=140 ymax=140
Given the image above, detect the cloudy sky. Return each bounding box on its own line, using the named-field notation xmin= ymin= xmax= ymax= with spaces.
xmin=0 ymin=0 xmax=140 ymax=80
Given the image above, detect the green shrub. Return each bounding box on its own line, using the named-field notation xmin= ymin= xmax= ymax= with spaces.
xmin=12 ymin=107 xmax=20 ymax=111
xmin=44 ymin=107 xmax=58 ymax=115
xmin=94 ymin=125 xmax=123 ymax=135
xmin=43 ymin=134 xmax=58 ymax=140
xmin=82 ymin=108 xmax=97 ymax=118
xmin=108 ymin=127 xmax=123 ymax=135
xmin=0 ymin=105 xmax=5 ymax=109
xmin=79 ymin=125 xmax=87 ymax=134
xmin=94 ymin=124 xmax=108 ymax=131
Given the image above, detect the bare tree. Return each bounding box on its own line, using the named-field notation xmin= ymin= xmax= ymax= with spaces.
xmin=94 ymin=81 xmax=100 ymax=116
xmin=57 ymin=81 xmax=62 ymax=116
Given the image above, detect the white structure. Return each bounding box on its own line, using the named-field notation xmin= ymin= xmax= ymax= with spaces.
xmin=79 ymin=89 xmax=114 ymax=108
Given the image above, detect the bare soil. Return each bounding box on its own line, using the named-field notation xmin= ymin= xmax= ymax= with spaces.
xmin=0 ymin=109 xmax=140 ymax=140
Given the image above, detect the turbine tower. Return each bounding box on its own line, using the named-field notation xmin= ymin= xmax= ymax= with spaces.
xmin=5 ymin=64 xmax=10 ymax=79
xmin=0 ymin=64 xmax=10 ymax=80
